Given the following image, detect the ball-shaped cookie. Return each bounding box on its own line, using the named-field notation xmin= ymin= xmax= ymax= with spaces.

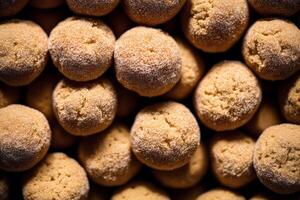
xmin=0 ymin=0 xmax=29 ymax=17
xmin=196 ymin=188 xmax=245 ymax=200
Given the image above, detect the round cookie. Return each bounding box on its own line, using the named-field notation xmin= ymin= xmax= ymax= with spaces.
xmin=50 ymin=121 xmax=76 ymax=149
xmin=78 ymin=123 xmax=141 ymax=186
xmin=26 ymin=72 xmax=60 ymax=120
xmin=53 ymin=77 xmax=117 ymax=136
xmin=248 ymin=0 xmax=300 ymax=16
xmin=164 ymin=37 xmax=205 ymax=100
xmin=22 ymin=153 xmax=89 ymax=200
xmin=171 ymin=185 xmax=206 ymax=200
xmin=210 ymin=131 xmax=256 ymax=188
xmin=196 ymin=188 xmax=245 ymax=200
xmin=0 ymin=0 xmax=29 ymax=17
xmin=0 ymin=20 xmax=48 ymax=86
xmin=0 ymin=83 xmax=20 ymax=108
xmin=131 ymin=101 xmax=200 ymax=170
xmin=242 ymin=18 xmax=300 ymax=81
xmin=153 ymin=143 xmax=208 ymax=188
xmin=254 ymin=124 xmax=300 ymax=194
xmin=181 ymin=0 xmax=249 ymax=53
xmin=111 ymin=180 xmax=170 ymax=200
xmin=67 ymin=0 xmax=119 ymax=17
xmin=49 ymin=17 xmax=115 ymax=81
xmin=30 ymin=0 xmax=64 ymax=9
xmin=0 ymin=173 xmax=9 ymax=200
xmin=0 ymin=104 xmax=51 ymax=171
xmin=123 ymin=0 xmax=186 ymax=26
xmin=194 ymin=61 xmax=262 ymax=131
xmin=279 ymin=72 xmax=300 ymax=124
xmin=115 ymin=26 xmax=182 ymax=97
xmin=245 ymin=100 xmax=282 ymax=137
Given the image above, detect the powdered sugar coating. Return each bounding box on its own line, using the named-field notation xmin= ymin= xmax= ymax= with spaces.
xmin=49 ymin=17 xmax=115 ymax=81
xmin=181 ymin=0 xmax=249 ymax=52
xmin=22 ymin=153 xmax=89 ymax=200
xmin=0 ymin=104 xmax=51 ymax=171
xmin=52 ymin=78 xmax=117 ymax=136
xmin=0 ymin=20 xmax=48 ymax=86
xmin=131 ymin=101 xmax=200 ymax=170
xmin=123 ymin=0 xmax=186 ymax=25
xmin=254 ymin=124 xmax=300 ymax=194
xmin=194 ymin=60 xmax=262 ymax=131
xmin=115 ymin=27 xmax=182 ymax=97
xmin=242 ymin=18 xmax=300 ymax=80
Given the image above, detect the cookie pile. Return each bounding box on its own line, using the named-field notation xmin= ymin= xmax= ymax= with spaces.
xmin=0 ymin=0 xmax=299 ymax=200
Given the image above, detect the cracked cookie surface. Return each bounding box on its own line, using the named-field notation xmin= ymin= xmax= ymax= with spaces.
xmin=181 ymin=0 xmax=249 ymax=52
xmin=243 ymin=18 xmax=300 ymax=80
xmin=194 ymin=61 xmax=262 ymax=131
xmin=49 ymin=17 xmax=115 ymax=81
xmin=52 ymin=77 xmax=117 ymax=136
xmin=0 ymin=20 xmax=48 ymax=86
xmin=22 ymin=153 xmax=89 ymax=200
xmin=254 ymin=124 xmax=300 ymax=194
xmin=131 ymin=101 xmax=200 ymax=170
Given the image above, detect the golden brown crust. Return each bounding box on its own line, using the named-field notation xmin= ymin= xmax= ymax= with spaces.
xmin=242 ymin=18 xmax=300 ymax=81
xmin=0 ymin=0 xmax=29 ymax=17
xmin=248 ymin=0 xmax=300 ymax=16
xmin=49 ymin=17 xmax=115 ymax=81
xmin=194 ymin=61 xmax=262 ymax=131
xmin=131 ymin=101 xmax=200 ymax=170
xmin=0 ymin=83 xmax=20 ymax=108
xmin=115 ymin=27 xmax=182 ymax=97
xmin=279 ymin=72 xmax=300 ymax=124
xmin=29 ymin=0 xmax=64 ymax=9
xmin=196 ymin=188 xmax=245 ymax=200
xmin=254 ymin=124 xmax=300 ymax=194
xmin=0 ymin=104 xmax=51 ymax=171
xmin=111 ymin=180 xmax=170 ymax=200
xmin=152 ymin=143 xmax=208 ymax=188
xmin=22 ymin=153 xmax=89 ymax=200
xmin=181 ymin=0 xmax=249 ymax=53
xmin=0 ymin=20 xmax=48 ymax=86
xmin=52 ymin=78 xmax=117 ymax=136
xmin=123 ymin=0 xmax=186 ymax=25
xmin=78 ymin=123 xmax=141 ymax=186
xmin=66 ymin=0 xmax=119 ymax=16
xmin=164 ymin=37 xmax=205 ymax=100
xmin=210 ymin=131 xmax=256 ymax=188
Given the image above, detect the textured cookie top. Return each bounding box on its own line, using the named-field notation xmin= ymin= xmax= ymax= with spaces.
xmin=67 ymin=0 xmax=119 ymax=16
xmin=53 ymin=78 xmax=117 ymax=136
xmin=131 ymin=101 xmax=200 ymax=170
xmin=78 ymin=123 xmax=141 ymax=186
xmin=0 ymin=83 xmax=20 ymax=108
xmin=111 ymin=181 xmax=170 ymax=200
xmin=49 ymin=17 xmax=115 ymax=81
xmin=0 ymin=20 xmax=48 ymax=86
xmin=123 ymin=0 xmax=186 ymax=25
xmin=164 ymin=37 xmax=205 ymax=100
xmin=114 ymin=26 xmax=181 ymax=97
xmin=254 ymin=124 xmax=300 ymax=194
xmin=248 ymin=0 xmax=300 ymax=16
xmin=194 ymin=60 xmax=262 ymax=131
xmin=210 ymin=131 xmax=256 ymax=188
xmin=279 ymin=72 xmax=300 ymax=124
xmin=0 ymin=104 xmax=51 ymax=171
xmin=196 ymin=188 xmax=245 ymax=200
xmin=153 ymin=143 xmax=208 ymax=188
xmin=243 ymin=18 xmax=300 ymax=80
xmin=23 ymin=153 xmax=89 ymax=200
xmin=181 ymin=0 xmax=249 ymax=52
